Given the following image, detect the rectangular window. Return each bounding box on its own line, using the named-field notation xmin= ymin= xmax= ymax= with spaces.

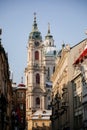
xmin=73 ymin=82 xmax=76 ymax=91
xmin=74 ymin=96 xmax=77 ymax=108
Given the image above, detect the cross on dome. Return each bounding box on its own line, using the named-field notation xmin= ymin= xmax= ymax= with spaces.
xmin=48 ymin=23 xmax=50 ymax=34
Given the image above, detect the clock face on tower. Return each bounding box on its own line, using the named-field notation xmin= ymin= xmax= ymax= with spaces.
xmin=34 ymin=41 xmax=39 ymax=46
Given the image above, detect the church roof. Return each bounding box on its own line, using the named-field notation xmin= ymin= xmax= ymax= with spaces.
xmin=16 ymin=83 xmax=27 ymax=90
xmin=18 ymin=83 xmax=25 ymax=87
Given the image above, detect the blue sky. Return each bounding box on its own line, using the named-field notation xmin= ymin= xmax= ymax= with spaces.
xmin=0 ymin=0 xmax=87 ymax=84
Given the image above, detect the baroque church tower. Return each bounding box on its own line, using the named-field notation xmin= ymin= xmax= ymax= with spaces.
xmin=25 ymin=14 xmax=47 ymax=115
xmin=25 ymin=14 xmax=57 ymax=129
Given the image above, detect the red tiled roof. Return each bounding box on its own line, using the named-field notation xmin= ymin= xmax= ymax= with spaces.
xmin=18 ymin=83 xmax=25 ymax=87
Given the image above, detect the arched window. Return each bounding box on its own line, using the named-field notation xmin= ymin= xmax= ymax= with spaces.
xmin=36 ymin=73 xmax=40 ymax=84
xmin=36 ymin=97 xmax=40 ymax=105
xmin=35 ymin=51 xmax=39 ymax=60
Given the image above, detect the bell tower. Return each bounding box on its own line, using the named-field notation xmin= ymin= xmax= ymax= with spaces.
xmin=25 ymin=13 xmax=47 ymax=116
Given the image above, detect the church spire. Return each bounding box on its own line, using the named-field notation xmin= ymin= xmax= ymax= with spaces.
xmin=32 ymin=12 xmax=38 ymax=32
xmin=29 ymin=13 xmax=42 ymax=40
xmin=45 ymin=23 xmax=53 ymax=40
xmin=44 ymin=23 xmax=54 ymax=47
xmin=34 ymin=12 xmax=36 ymax=24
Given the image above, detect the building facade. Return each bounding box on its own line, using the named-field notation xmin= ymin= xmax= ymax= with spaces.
xmin=16 ymin=83 xmax=27 ymax=129
xmin=25 ymin=14 xmax=57 ymax=130
xmin=72 ymin=62 xmax=83 ymax=130
xmin=0 ymin=30 xmax=12 ymax=130
xmin=51 ymin=39 xmax=87 ymax=130
xmin=73 ymin=41 xmax=87 ymax=130
xmin=11 ymin=81 xmax=27 ymax=130
xmin=30 ymin=109 xmax=52 ymax=130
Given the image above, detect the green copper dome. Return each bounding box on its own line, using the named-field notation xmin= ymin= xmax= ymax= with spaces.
xmin=29 ymin=13 xmax=42 ymax=40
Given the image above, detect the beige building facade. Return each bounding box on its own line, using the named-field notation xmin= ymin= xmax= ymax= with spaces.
xmin=51 ymin=39 xmax=87 ymax=130
xmin=72 ymin=40 xmax=87 ymax=130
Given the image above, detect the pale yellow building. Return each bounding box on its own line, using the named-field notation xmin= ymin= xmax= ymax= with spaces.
xmin=51 ymin=39 xmax=87 ymax=130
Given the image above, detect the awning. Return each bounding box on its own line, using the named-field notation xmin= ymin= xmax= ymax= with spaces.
xmin=74 ymin=48 xmax=87 ymax=64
